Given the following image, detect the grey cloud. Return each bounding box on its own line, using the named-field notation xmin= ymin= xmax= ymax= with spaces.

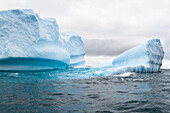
xmin=164 ymin=39 xmax=170 ymax=60
xmin=84 ymin=39 xmax=136 ymax=56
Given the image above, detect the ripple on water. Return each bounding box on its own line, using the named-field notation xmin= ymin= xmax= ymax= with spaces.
xmin=0 ymin=69 xmax=170 ymax=112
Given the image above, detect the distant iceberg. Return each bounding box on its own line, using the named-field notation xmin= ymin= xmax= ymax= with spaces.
xmin=112 ymin=39 xmax=164 ymax=73
xmin=0 ymin=9 xmax=85 ymax=70
xmin=91 ymin=39 xmax=164 ymax=76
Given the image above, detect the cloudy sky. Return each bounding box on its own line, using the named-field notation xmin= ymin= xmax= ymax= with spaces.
xmin=0 ymin=0 xmax=170 ymax=68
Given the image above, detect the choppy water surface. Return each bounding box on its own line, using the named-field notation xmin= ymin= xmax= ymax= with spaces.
xmin=0 ymin=68 xmax=170 ymax=113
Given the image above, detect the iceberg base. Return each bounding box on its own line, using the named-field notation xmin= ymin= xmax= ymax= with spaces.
xmin=0 ymin=57 xmax=69 ymax=71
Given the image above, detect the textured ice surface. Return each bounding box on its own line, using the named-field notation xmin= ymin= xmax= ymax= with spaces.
xmin=112 ymin=39 xmax=164 ymax=73
xmin=0 ymin=9 xmax=70 ymax=70
xmin=0 ymin=9 xmax=164 ymax=72
xmin=60 ymin=32 xmax=86 ymax=67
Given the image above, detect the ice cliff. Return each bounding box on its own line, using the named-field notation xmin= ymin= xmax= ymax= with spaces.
xmin=0 ymin=9 xmax=85 ymax=70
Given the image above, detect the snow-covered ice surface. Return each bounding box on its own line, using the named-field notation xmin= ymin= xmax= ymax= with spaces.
xmin=60 ymin=32 xmax=86 ymax=67
xmin=0 ymin=9 xmax=86 ymax=70
xmin=112 ymin=39 xmax=164 ymax=73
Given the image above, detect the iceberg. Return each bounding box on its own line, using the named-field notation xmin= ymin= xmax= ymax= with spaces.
xmin=59 ymin=32 xmax=86 ymax=67
xmin=0 ymin=9 xmax=86 ymax=70
xmin=0 ymin=9 xmax=164 ymax=73
xmin=112 ymin=39 xmax=164 ymax=73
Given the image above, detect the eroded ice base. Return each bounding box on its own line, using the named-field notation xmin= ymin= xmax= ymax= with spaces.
xmin=0 ymin=57 xmax=68 ymax=71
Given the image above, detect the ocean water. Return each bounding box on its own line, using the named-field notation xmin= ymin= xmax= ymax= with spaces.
xmin=0 ymin=68 xmax=170 ymax=113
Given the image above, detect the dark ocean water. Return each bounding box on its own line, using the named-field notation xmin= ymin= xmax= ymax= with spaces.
xmin=0 ymin=68 xmax=170 ymax=113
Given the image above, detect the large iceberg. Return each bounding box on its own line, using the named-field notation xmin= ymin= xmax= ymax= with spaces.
xmin=0 ymin=9 xmax=85 ymax=70
xmin=112 ymin=39 xmax=164 ymax=73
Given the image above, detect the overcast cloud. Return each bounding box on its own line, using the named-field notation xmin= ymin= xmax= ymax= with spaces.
xmin=0 ymin=0 xmax=170 ymax=59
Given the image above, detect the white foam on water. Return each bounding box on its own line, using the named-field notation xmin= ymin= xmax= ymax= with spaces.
xmin=114 ymin=72 xmax=135 ymax=77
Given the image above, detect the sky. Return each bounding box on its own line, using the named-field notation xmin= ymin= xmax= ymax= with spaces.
xmin=0 ymin=0 xmax=170 ymax=68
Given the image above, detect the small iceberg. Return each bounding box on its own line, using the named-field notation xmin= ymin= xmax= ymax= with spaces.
xmin=112 ymin=39 xmax=164 ymax=73
xmin=91 ymin=39 xmax=164 ymax=76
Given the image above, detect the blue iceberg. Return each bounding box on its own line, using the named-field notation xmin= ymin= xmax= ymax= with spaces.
xmin=0 ymin=9 xmax=85 ymax=70
xmin=112 ymin=39 xmax=164 ymax=73
xmin=90 ymin=39 xmax=164 ymax=77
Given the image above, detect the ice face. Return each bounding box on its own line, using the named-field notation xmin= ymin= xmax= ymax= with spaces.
xmin=112 ymin=39 xmax=164 ymax=73
xmin=0 ymin=9 xmax=70 ymax=70
xmin=60 ymin=32 xmax=86 ymax=67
